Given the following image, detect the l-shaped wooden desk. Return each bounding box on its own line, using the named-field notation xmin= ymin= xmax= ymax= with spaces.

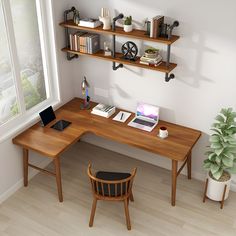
xmin=12 ymin=98 xmax=201 ymax=206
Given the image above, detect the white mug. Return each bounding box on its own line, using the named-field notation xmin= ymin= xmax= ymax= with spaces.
xmin=159 ymin=126 xmax=168 ymax=139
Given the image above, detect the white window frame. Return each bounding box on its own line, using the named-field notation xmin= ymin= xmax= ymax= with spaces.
xmin=0 ymin=0 xmax=61 ymax=142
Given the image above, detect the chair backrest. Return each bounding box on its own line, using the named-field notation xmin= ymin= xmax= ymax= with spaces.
xmin=87 ymin=164 xmax=137 ymax=200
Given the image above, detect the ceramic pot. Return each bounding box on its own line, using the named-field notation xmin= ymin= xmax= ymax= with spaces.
xmin=206 ymin=172 xmax=231 ymax=201
xmin=124 ymin=24 xmax=133 ymax=32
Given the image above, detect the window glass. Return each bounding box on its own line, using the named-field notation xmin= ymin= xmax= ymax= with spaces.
xmin=10 ymin=0 xmax=47 ymax=110
xmin=0 ymin=2 xmax=19 ymax=125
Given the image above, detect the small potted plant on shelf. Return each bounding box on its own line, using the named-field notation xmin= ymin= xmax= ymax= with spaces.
xmin=123 ymin=16 xmax=133 ymax=32
xmin=203 ymin=108 xmax=236 ymax=202
xmin=145 ymin=48 xmax=159 ymax=58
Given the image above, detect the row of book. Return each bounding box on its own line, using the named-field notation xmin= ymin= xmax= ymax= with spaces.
xmin=150 ymin=15 xmax=164 ymax=38
xmin=69 ymin=31 xmax=100 ymax=54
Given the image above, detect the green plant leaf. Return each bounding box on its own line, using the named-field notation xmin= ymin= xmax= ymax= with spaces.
xmin=210 ymin=143 xmax=222 ymax=149
xmin=225 ymin=127 xmax=236 ymax=135
xmin=229 ymin=164 xmax=236 ymax=173
xmin=212 ymin=123 xmax=221 ymax=129
xmin=222 ymin=156 xmax=233 ymax=167
xmin=220 ymin=108 xmax=228 ymax=116
xmin=229 ymin=140 xmax=236 ymax=145
xmin=215 ymin=114 xmax=225 ymax=123
xmin=205 ymin=151 xmax=213 ymax=156
xmin=210 ymin=164 xmax=220 ymax=174
xmin=224 ymin=151 xmax=235 ymax=160
xmin=203 ymin=161 xmax=211 ymax=170
xmin=209 ymin=135 xmax=220 ymax=143
xmin=215 ymin=148 xmax=224 ymax=156
xmin=225 ymin=147 xmax=236 ymax=154
xmin=215 ymin=156 xmax=221 ymax=165
xmin=212 ymin=168 xmax=223 ymax=180
xmin=210 ymin=128 xmax=222 ymax=135
xmin=208 ymin=152 xmax=216 ymax=161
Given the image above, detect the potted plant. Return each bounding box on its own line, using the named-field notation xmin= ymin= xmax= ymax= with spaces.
xmin=203 ymin=108 xmax=236 ymax=201
xmin=145 ymin=48 xmax=159 ymax=58
xmin=123 ymin=16 xmax=133 ymax=32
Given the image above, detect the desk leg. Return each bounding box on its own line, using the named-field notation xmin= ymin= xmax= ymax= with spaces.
xmin=187 ymin=152 xmax=192 ymax=179
xmin=171 ymin=160 xmax=178 ymax=206
xmin=23 ymin=148 xmax=29 ymax=187
xmin=54 ymin=157 xmax=63 ymax=202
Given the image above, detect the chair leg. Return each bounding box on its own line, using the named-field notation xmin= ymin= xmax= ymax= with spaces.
xmin=124 ymin=199 xmax=131 ymax=230
xmin=130 ymin=191 xmax=134 ymax=202
xmin=89 ymin=197 xmax=97 ymax=227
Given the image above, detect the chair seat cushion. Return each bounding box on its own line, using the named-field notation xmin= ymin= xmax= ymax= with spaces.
xmin=95 ymin=171 xmax=131 ymax=197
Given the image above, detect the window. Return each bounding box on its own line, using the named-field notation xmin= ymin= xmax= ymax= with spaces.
xmin=0 ymin=0 xmax=59 ymax=137
xmin=0 ymin=2 xmax=19 ymax=124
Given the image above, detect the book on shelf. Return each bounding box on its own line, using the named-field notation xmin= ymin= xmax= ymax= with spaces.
xmin=150 ymin=15 xmax=164 ymax=38
xmin=79 ymin=18 xmax=102 ymax=28
xmin=139 ymin=54 xmax=162 ymax=66
xmin=91 ymin=104 xmax=116 ymax=118
xmin=69 ymin=32 xmax=100 ymax=54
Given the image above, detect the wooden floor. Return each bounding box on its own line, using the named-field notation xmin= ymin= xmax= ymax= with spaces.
xmin=1 ymin=142 xmax=236 ymax=236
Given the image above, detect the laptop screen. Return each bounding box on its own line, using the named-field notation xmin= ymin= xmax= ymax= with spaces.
xmin=136 ymin=102 xmax=159 ymax=121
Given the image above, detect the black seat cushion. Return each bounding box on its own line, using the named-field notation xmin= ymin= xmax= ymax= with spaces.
xmin=95 ymin=171 xmax=131 ymax=197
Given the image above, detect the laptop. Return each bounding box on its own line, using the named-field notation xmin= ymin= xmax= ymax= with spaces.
xmin=128 ymin=102 xmax=159 ymax=132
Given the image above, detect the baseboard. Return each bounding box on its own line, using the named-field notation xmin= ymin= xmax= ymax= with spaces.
xmin=0 ymin=158 xmax=52 ymax=205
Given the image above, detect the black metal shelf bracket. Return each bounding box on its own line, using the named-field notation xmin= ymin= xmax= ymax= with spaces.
xmin=168 ymin=21 xmax=179 ymax=40
xmin=64 ymin=6 xmax=78 ymax=61
xmin=113 ymin=62 xmax=123 ymax=70
xmin=112 ymin=13 xmax=124 ymax=31
xmin=111 ymin=14 xmax=124 ymax=71
xmin=165 ymin=73 xmax=175 ymax=82
xmin=164 ymin=21 xmax=179 ymax=82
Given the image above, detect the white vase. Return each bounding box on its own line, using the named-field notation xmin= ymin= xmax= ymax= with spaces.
xmin=206 ymin=172 xmax=231 ymax=201
xmin=124 ymin=24 xmax=133 ymax=32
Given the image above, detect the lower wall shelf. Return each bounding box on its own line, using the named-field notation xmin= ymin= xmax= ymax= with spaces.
xmin=61 ymin=47 xmax=177 ymax=74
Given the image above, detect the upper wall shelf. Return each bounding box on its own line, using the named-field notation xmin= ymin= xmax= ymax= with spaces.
xmin=60 ymin=20 xmax=180 ymax=45
xmin=60 ymin=8 xmax=180 ymax=82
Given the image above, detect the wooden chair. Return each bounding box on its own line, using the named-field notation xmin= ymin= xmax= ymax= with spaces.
xmin=87 ymin=164 xmax=137 ymax=230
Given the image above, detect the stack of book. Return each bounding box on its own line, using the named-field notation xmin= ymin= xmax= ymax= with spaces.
xmin=140 ymin=54 xmax=162 ymax=66
xmin=79 ymin=18 xmax=102 ymax=28
xmin=91 ymin=104 xmax=116 ymax=118
xmin=69 ymin=32 xmax=100 ymax=54
xmin=150 ymin=15 xmax=164 ymax=38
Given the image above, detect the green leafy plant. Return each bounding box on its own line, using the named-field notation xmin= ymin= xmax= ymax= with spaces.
xmin=145 ymin=47 xmax=159 ymax=54
xmin=124 ymin=16 xmax=132 ymax=25
xmin=203 ymin=108 xmax=236 ymax=180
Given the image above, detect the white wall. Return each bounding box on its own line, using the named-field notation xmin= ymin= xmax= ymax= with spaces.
xmin=0 ymin=0 xmax=79 ymax=203
xmin=70 ymin=0 xmax=236 ymax=189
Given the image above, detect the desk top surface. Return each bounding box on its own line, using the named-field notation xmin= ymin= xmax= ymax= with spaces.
xmin=12 ymin=98 xmax=201 ymax=161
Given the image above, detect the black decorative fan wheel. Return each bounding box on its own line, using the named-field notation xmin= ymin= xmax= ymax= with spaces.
xmin=121 ymin=41 xmax=138 ymax=61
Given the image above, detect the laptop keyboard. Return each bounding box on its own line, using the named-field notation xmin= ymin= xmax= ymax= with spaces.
xmin=133 ymin=118 xmax=155 ymax=127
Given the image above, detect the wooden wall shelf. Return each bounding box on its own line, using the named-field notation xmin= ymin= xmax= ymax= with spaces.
xmin=60 ymin=9 xmax=180 ymax=82
xmin=62 ymin=47 xmax=177 ymax=73
xmin=60 ymin=20 xmax=180 ymax=45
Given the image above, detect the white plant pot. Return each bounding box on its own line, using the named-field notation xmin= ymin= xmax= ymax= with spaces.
xmin=124 ymin=24 xmax=133 ymax=32
xmin=206 ymin=172 xmax=231 ymax=201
